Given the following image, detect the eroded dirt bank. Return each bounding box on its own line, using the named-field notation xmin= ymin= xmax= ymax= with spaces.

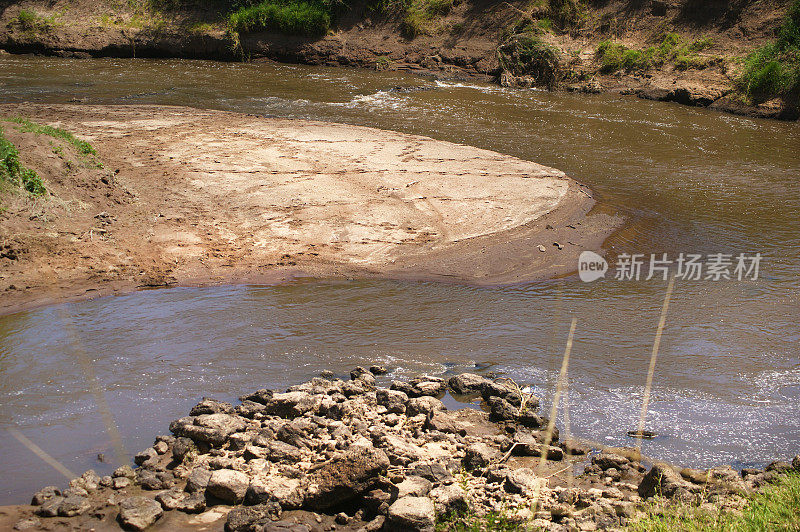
xmin=0 ymin=0 xmax=797 ymax=120
xmin=0 ymin=103 xmax=618 ymax=315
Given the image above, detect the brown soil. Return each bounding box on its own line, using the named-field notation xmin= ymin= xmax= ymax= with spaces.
xmin=0 ymin=0 xmax=797 ymax=120
xmin=0 ymin=103 xmax=619 ymax=315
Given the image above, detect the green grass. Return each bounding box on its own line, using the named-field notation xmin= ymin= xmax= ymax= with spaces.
xmin=227 ymin=0 xmax=331 ymax=37
xmin=627 ymin=473 xmax=800 ymax=532
xmin=7 ymin=118 xmax=96 ymax=156
xmin=597 ymin=33 xmax=715 ymax=74
xmin=0 ymin=126 xmax=46 ymax=197
xmin=401 ymin=0 xmax=454 ymax=38
xmin=736 ymin=0 xmax=800 ymax=102
xmin=435 ymin=510 xmax=523 ymax=532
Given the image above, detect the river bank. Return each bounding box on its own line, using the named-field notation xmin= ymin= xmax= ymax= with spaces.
xmin=2 ymin=368 xmax=798 ymax=531
xmin=0 ymin=103 xmax=619 ymax=315
xmin=0 ymin=0 xmax=798 ymax=120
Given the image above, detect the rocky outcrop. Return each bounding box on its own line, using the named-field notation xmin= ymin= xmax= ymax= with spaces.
xmin=17 ymin=368 xmax=800 ymax=531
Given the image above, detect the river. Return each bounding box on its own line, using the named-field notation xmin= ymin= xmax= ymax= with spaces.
xmin=0 ymin=56 xmax=798 ymax=504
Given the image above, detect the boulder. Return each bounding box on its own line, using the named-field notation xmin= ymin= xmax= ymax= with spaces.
xmin=407 ymin=396 xmax=445 ymax=417
xmin=304 ymin=446 xmax=390 ymax=510
xmin=169 ymin=414 xmax=247 ymax=446
xmin=118 ymin=496 xmax=163 ymax=531
xmin=185 ymin=467 xmax=212 ymax=493
xmin=207 ymin=469 xmax=250 ymax=504
xmin=425 ymin=412 xmax=467 ymax=436
xmin=239 ymin=389 xmax=274 ymax=405
xmin=386 ymin=496 xmax=436 ymax=532
xmin=463 ymin=443 xmax=499 ymax=471
xmin=447 ymin=373 xmax=491 ymax=395
xmin=639 ymin=463 xmax=695 ymax=499
xmin=277 ymin=418 xmax=318 ymax=449
xmin=263 ymin=391 xmax=321 ymax=419
xmin=409 ymin=376 xmax=446 ymax=397
xmin=370 ymin=365 xmax=388 ymax=375
xmin=376 ymin=388 xmax=408 ymax=414
xmin=134 ymin=447 xmax=159 ymax=467
xmin=429 ymin=484 xmax=469 ymax=515
xmin=35 ymin=497 xmax=63 ymax=517
xmin=113 ymin=465 xmax=135 ymax=479
xmin=487 ymin=397 xmax=518 ymax=422
xmin=794 ymin=455 xmax=800 ymax=471
xmin=592 ymin=452 xmax=630 ymax=471
xmin=504 ymin=468 xmax=546 ymax=496
xmin=226 ymin=503 xmax=282 ymax=532
xmin=57 ymin=495 xmax=91 ymax=517
xmin=246 ymin=476 xmax=304 ymax=509
xmin=31 ymin=486 xmax=60 ymax=506
xmin=69 ymin=470 xmax=101 ymax=492
xmin=413 ymin=462 xmax=454 ymax=484
xmin=766 ymin=461 xmax=794 ymax=473
xmin=392 ymin=476 xmax=432 ymax=498
xmin=190 ymin=398 xmax=233 ymax=415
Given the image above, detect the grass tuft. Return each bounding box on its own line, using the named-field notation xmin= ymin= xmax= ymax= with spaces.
xmin=597 ymin=33 xmax=716 ymax=74
xmin=0 ymin=126 xmax=46 ymax=197
xmin=7 ymin=118 xmax=96 ymax=156
xmin=228 ymin=0 xmax=332 ymax=37
xmin=736 ymin=0 xmax=800 ymax=102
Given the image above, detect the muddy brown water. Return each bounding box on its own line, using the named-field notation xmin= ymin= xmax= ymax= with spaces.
xmin=0 ymin=56 xmax=799 ymax=505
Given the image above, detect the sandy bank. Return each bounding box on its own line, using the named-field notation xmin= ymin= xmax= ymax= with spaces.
xmin=0 ymin=104 xmax=619 ymax=314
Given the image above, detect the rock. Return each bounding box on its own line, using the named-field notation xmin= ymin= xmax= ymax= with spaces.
xmin=407 ymin=396 xmax=445 ymax=417
xmin=113 ymin=477 xmax=132 ymax=490
xmin=135 ymin=447 xmax=159 ymax=467
xmin=177 ymin=492 xmax=206 ymax=513
xmin=351 ymin=366 xmax=371 ymax=379
xmin=58 ymin=495 xmax=91 ymax=517
xmin=118 ymin=496 xmax=163 ymax=530
xmin=185 ymin=467 xmax=212 ymax=493
xmin=429 ymin=484 xmax=468 ymax=515
xmin=370 ymin=365 xmax=388 ymax=375
xmin=487 ymin=396 xmax=518 ymax=422
xmin=155 ymin=488 xmax=185 ymax=510
xmin=592 ymin=452 xmax=630 ymax=471
xmin=31 ymin=486 xmax=61 ymax=505
xmin=153 ymin=441 xmax=169 ymax=455
xmin=639 ymin=463 xmax=695 ymax=499
xmin=392 ymin=476 xmax=432 ymax=498
xmin=190 ymin=398 xmax=234 ymax=415
xmin=240 ymin=389 xmax=274 ymax=405
xmin=304 ymin=446 xmax=390 ymax=510
xmin=463 ymin=443 xmax=499 ymax=471
xmin=277 ymin=418 xmax=318 ymax=449
xmin=447 ymin=373 xmax=490 ymax=395
xmin=169 ymin=413 xmax=248 ymax=446
xmin=794 ymin=455 xmax=800 ymax=471
xmin=12 ymin=517 xmax=40 ymax=530
xmin=413 ymin=462 xmax=454 ymax=483
xmin=70 ymin=470 xmax=101 ymax=492
xmin=35 ymin=496 xmax=63 ymax=517
xmin=560 ymin=440 xmax=589 ymax=455
xmin=226 ymin=503 xmax=282 ymax=532
xmin=426 ymin=411 xmax=467 ymax=435
xmin=409 ymin=376 xmax=447 ymax=397
xmin=504 ymin=468 xmax=546 ymax=495
xmin=264 ymin=392 xmax=321 ymax=418
xmin=376 ymin=388 xmax=408 ymax=414
xmin=766 ymin=461 xmax=794 ymax=473
xmin=136 ymin=469 xmax=172 ymax=491
xmin=246 ymin=476 xmax=304 ymax=509
xmin=386 ymin=496 xmax=436 ymax=532
xmin=113 ymin=465 xmax=135 ymax=478
xmin=261 ymin=522 xmax=311 ymax=532
xmin=207 ymin=469 xmax=250 ymax=504
xmin=100 ymin=475 xmax=113 ymax=487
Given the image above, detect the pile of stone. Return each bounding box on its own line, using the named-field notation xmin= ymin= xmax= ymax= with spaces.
xmin=18 ymin=368 xmax=800 ymax=532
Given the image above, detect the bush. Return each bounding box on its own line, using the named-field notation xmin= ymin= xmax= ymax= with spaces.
xmin=736 ymin=0 xmax=800 ymax=101
xmin=0 ymin=126 xmax=46 ymax=197
xmin=228 ymin=0 xmax=331 ymax=36
xmin=499 ymin=34 xmax=562 ymax=88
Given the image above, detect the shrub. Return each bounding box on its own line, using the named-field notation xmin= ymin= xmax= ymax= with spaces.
xmin=0 ymin=126 xmax=46 ymax=197
xmin=597 ymin=40 xmax=651 ymax=73
xmin=499 ymin=34 xmax=562 ymax=88
xmin=736 ymin=0 xmax=800 ymax=101
xmin=228 ymin=0 xmax=331 ymax=36
xmin=17 ymin=9 xmax=38 ymax=31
